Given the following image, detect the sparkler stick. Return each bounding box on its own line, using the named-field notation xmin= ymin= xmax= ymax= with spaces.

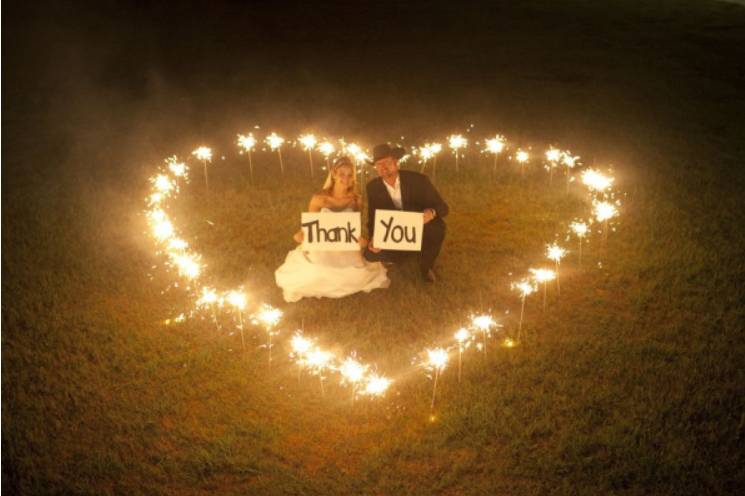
xmin=530 ymin=268 xmax=556 ymax=311
xmin=266 ymin=133 xmax=285 ymax=176
xmin=448 ymin=135 xmax=467 ymax=174
xmin=426 ymin=348 xmax=448 ymax=410
xmin=192 ymin=146 xmax=212 ymax=191
xmin=545 ymin=147 xmax=561 ymax=186
xmin=305 ymin=347 xmax=334 ymax=396
xmin=511 ymin=279 xmax=537 ymax=341
xmin=237 ymin=134 xmax=257 ymax=184
xmin=430 ymin=143 xmax=442 ymax=181
xmin=454 ymin=327 xmax=470 ymax=383
xmin=570 ymin=221 xmax=589 ymax=266
xmin=485 ymin=136 xmax=506 ymax=179
xmin=226 ymin=290 xmax=247 ymax=350
xmin=515 ymin=150 xmax=529 ymax=178
xmin=253 ymin=304 xmax=282 ymax=366
xmin=290 ymin=331 xmax=313 ymax=383
xmin=546 ymin=243 xmax=567 ymax=294
xmin=298 ymin=134 xmax=317 ymax=178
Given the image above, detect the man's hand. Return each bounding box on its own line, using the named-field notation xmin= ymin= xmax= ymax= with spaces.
xmin=368 ymin=240 xmax=381 ymax=253
xmin=423 ymin=208 xmax=437 ymax=224
xmin=358 ymin=236 xmax=369 ymax=249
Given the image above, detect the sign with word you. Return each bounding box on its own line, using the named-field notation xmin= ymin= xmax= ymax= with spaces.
xmin=373 ymin=210 xmax=423 ymax=251
xmin=301 ymin=212 xmax=361 ymax=251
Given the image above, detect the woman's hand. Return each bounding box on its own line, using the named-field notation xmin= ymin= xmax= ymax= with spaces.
xmin=293 ymin=230 xmax=304 ymax=243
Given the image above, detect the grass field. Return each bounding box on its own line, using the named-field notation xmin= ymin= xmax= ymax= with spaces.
xmin=4 ymin=1 xmax=745 ymax=494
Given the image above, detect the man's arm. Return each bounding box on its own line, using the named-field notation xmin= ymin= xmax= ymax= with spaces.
xmin=422 ymin=175 xmax=449 ymax=219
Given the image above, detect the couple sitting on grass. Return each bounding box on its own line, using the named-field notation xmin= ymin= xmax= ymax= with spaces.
xmin=275 ymin=143 xmax=449 ymax=303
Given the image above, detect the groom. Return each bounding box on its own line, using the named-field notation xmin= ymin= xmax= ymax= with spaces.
xmin=364 ymin=144 xmax=449 ymax=282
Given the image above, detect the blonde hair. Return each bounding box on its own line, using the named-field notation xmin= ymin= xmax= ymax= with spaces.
xmin=322 ymin=156 xmax=356 ymax=194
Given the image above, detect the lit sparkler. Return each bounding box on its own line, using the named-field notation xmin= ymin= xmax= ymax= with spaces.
xmin=545 ymin=147 xmax=561 ymax=185
xmin=448 ymin=134 xmax=467 ymax=174
xmin=570 ymin=221 xmax=589 ymax=266
xmin=515 ymin=149 xmax=529 ymax=177
xmin=529 ymin=268 xmax=556 ymax=310
xmin=265 ymin=132 xmax=286 ymax=175
xmin=192 ymin=146 xmax=212 ymax=191
xmin=471 ymin=314 xmax=498 ymax=358
xmin=546 ymin=243 xmax=567 ymax=294
xmin=317 ymin=140 xmax=335 ymax=168
xmin=426 ymin=348 xmax=449 ymax=410
xmin=298 ymin=134 xmax=317 ymax=178
xmin=511 ymin=279 xmax=537 ymax=340
xmin=253 ymin=304 xmax=282 ymax=365
xmin=340 ymin=355 xmax=369 ymax=401
xmin=454 ymin=327 xmax=471 ymax=383
xmin=485 ymin=135 xmax=506 ymax=177
xmin=226 ymin=290 xmax=248 ymax=350
xmin=237 ymin=133 xmax=257 ymax=183
xmin=361 ymin=374 xmax=391 ymax=397
xmin=581 ymin=169 xmax=614 ymax=193
xmin=593 ymin=200 xmax=619 ymax=243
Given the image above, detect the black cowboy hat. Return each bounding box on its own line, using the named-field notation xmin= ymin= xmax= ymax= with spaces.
xmin=368 ymin=143 xmax=406 ymax=164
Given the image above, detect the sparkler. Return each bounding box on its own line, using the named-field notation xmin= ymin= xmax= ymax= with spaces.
xmin=340 ymin=355 xmax=369 ymax=402
xmin=265 ymin=132 xmax=286 ymax=176
xmin=237 ymin=133 xmax=257 ymax=183
xmin=166 ymin=157 xmax=187 ymax=179
xmin=196 ymin=286 xmax=220 ymax=324
xmin=253 ymin=304 xmax=282 ymax=365
xmin=570 ymin=221 xmax=589 ymax=266
xmin=289 ymin=331 xmax=313 ymax=383
xmin=225 ymin=290 xmax=247 ymax=350
xmin=192 ymin=146 xmax=212 ymax=191
xmin=529 ymin=268 xmax=556 ymax=310
xmin=581 ymin=169 xmax=614 ymax=194
xmin=511 ymin=279 xmax=537 ymax=341
xmin=546 ymin=243 xmax=567 ymax=294
xmin=418 ymin=144 xmax=434 ymax=173
xmin=593 ymin=200 xmax=618 ymax=243
xmin=429 ymin=142 xmax=442 ymax=181
xmin=454 ymin=327 xmax=471 ymax=383
xmin=471 ymin=314 xmax=498 ymax=359
xmin=515 ymin=149 xmax=529 ymax=177
xmin=448 ymin=134 xmax=467 ymax=174
xmin=317 ymin=140 xmax=335 ymax=169
xmin=485 ymin=135 xmax=506 ymax=177
xmin=545 ymin=147 xmax=561 ymax=186
xmin=361 ymin=374 xmax=392 ymax=397
xmin=426 ymin=348 xmax=449 ymax=410
xmin=304 ymin=347 xmax=334 ymax=396
xmin=298 ymin=134 xmax=317 ymax=178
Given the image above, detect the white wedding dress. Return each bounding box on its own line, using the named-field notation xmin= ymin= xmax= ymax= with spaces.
xmin=275 ymin=207 xmax=390 ymax=302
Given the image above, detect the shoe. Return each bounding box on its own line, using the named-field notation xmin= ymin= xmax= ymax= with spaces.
xmin=422 ymin=268 xmax=437 ymax=283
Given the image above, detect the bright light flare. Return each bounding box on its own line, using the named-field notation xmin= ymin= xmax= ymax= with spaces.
xmin=581 ymin=169 xmax=614 ymax=192
xmin=361 ymin=374 xmax=391 ymax=396
xmin=485 ymin=135 xmax=506 ymax=154
xmin=546 ymin=243 xmax=567 ymax=263
xmin=529 ymin=268 xmax=556 ymax=283
xmin=340 ymin=356 xmax=368 ymax=385
xmin=427 ymin=348 xmax=449 ymax=371
xmin=515 ymin=150 xmax=529 ymax=163
xmin=448 ymin=134 xmax=467 ymax=151
xmin=254 ymin=304 xmax=282 ymax=328
xmin=545 ymin=147 xmax=561 ymax=162
xmin=192 ymin=146 xmax=212 ymax=162
xmin=298 ymin=134 xmax=317 ymax=151
xmin=265 ymin=132 xmax=285 ymax=150
xmin=570 ymin=221 xmax=589 ymax=237
xmin=318 ymin=141 xmax=335 ymax=158
xmin=594 ymin=201 xmax=618 ymax=222
xmin=512 ymin=279 xmax=537 ymax=297
xmin=237 ymin=133 xmax=257 ymax=152
xmin=226 ymin=290 xmax=247 ymax=311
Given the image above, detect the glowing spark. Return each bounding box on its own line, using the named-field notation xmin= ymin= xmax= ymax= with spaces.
xmin=172 ymin=254 xmax=201 ymax=279
xmin=290 ymin=332 xmax=313 ymax=356
xmin=561 ymin=152 xmax=579 ymax=168
xmin=254 ymin=304 xmax=282 ymax=328
xmin=196 ymin=287 xmax=219 ymax=307
xmin=362 ymin=374 xmax=391 ymax=396
xmin=448 ymin=134 xmax=467 ymax=151
xmin=167 ymin=158 xmax=187 ymax=177
xmin=427 ymin=348 xmax=449 ymax=371
xmin=593 ymin=201 xmax=618 ymax=222
xmin=298 ymin=134 xmax=317 ymax=151
xmin=167 ymin=238 xmax=188 ymax=251
xmin=318 ymin=141 xmax=336 ymax=159
xmin=515 ymin=150 xmax=529 ymax=163
xmin=454 ymin=327 xmax=471 ymax=344
xmin=485 ymin=136 xmax=506 ymax=154
xmin=546 ymin=147 xmax=561 ymax=162
xmin=340 ymin=356 xmax=368 ymax=385
xmin=225 ymin=290 xmax=247 ymax=311
xmin=192 ymin=146 xmax=212 ymax=162
xmin=265 ymin=132 xmax=285 ymax=151
xmin=153 ymin=175 xmax=175 ymax=195
xmin=430 ymin=143 xmax=442 ymax=155
xmin=237 ymin=133 xmax=257 ymax=152
xmin=546 ymin=243 xmax=567 ymax=263
xmin=471 ymin=314 xmax=496 ymax=332
xmin=304 ymin=347 xmax=334 ymax=372
xmin=419 ymin=144 xmax=434 ymax=160
xmin=151 ymin=217 xmax=174 ymax=241
xmin=581 ymin=169 xmax=614 ymax=192
xmin=502 ymin=338 xmax=517 ymax=348
xmin=529 ymin=268 xmax=556 ymax=283
xmin=512 ymin=279 xmax=537 ymax=297
xmin=570 ymin=221 xmax=589 ymax=237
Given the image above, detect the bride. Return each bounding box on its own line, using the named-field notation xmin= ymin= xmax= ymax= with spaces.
xmin=275 ymin=156 xmax=390 ymax=302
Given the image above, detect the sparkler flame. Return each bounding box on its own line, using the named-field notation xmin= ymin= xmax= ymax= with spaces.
xmin=448 ymin=134 xmax=467 ymax=151
xmin=593 ymin=200 xmax=618 ymax=222
xmin=427 ymin=348 xmax=449 ymax=371
xmin=570 ymin=221 xmax=589 ymax=237
xmin=226 ymin=290 xmax=247 ymax=311
xmin=192 ymin=146 xmax=212 ymax=162
xmin=581 ymin=169 xmax=614 ymax=192
xmin=546 ymin=243 xmax=567 ymax=263
xmin=362 ymin=374 xmax=392 ymax=396
xmin=512 ymin=279 xmax=537 ymax=297
xmin=515 ymin=150 xmax=529 ymax=163
xmin=298 ymin=134 xmax=317 ymax=151
xmin=485 ymin=135 xmax=506 ymax=154
xmin=317 ymin=141 xmax=335 ymax=158
xmin=545 ymin=147 xmax=561 ymax=162
xmin=529 ymin=268 xmax=556 ymax=283
xmin=340 ymin=356 xmax=368 ymax=385
xmin=454 ymin=327 xmax=471 ymax=344
xmin=265 ymin=132 xmax=285 ymax=151
xmin=237 ymin=133 xmax=257 ymax=152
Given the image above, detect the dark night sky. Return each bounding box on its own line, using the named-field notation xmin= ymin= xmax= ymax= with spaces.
xmin=4 ymin=1 xmax=745 ymax=181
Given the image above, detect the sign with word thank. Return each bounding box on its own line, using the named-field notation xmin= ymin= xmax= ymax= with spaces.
xmin=373 ymin=210 xmax=423 ymax=251
xmin=301 ymin=212 xmax=361 ymax=251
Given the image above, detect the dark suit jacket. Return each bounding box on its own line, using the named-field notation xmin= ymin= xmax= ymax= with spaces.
xmin=366 ymin=170 xmax=449 ymax=238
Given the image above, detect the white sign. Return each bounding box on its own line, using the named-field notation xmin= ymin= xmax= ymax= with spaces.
xmin=373 ymin=210 xmax=423 ymax=251
xmin=301 ymin=212 xmax=361 ymax=251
